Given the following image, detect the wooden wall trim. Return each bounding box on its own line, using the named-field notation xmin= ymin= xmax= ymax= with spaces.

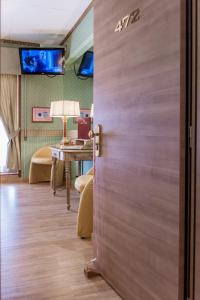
xmin=21 ymin=129 xmax=63 ymax=137
xmin=0 ymin=174 xmax=28 ymax=183
xmin=21 ymin=129 xmax=78 ymax=138
xmin=0 ymin=39 xmax=40 ymax=47
xmin=60 ymin=1 xmax=94 ymax=46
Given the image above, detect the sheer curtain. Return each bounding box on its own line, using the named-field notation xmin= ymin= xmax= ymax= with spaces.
xmin=0 ymin=118 xmax=9 ymax=172
xmin=0 ymin=74 xmax=20 ymax=171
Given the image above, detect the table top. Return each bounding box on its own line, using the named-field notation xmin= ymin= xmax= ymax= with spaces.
xmin=50 ymin=145 xmax=93 ymax=153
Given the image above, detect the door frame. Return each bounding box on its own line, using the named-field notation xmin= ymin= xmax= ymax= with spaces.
xmin=184 ymin=0 xmax=198 ymax=299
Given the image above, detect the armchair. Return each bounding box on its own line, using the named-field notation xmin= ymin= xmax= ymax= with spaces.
xmin=77 ymin=176 xmax=93 ymax=238
xmin=29 ymin=145 xmax=64 ymax=186
xmin=75 ymin=167 xmax=94 ymax=238
xmin=74 ymin=167 xmax=93 ymax=192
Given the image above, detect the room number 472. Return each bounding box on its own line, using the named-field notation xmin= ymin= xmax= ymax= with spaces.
xmin=114 ymin=8 xmax=140 ymax=33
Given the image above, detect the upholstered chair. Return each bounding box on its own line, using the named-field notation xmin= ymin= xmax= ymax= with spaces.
xmin=76 ymin=176 xmax=93 ymax=238
xmin=74 ymin=167 xmax=93 ymax=192
xmin=29 ymin=145 xmax=64 ymax=186
xmin=74 ymin=167 xmax=94 ymax=238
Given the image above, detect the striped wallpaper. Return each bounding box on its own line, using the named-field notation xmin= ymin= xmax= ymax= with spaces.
xmin=21 ymin=65 xmax=93 ymax=179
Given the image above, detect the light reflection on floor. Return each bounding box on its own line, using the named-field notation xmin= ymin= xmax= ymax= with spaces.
xmin=1 ymin=185 xmax=18 ymax=247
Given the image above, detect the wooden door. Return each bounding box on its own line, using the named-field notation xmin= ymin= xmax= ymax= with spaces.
xmin=93 ymin=1 xmax=186 ymax=299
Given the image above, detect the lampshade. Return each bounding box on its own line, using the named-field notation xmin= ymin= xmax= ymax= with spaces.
xmin=50 ymin=100 xmax=80 ymax=117
xmin=90 ymin=104 xmax=94 ymax=118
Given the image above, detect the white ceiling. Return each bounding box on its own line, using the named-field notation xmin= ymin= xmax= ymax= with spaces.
xmin=1 ymin=0 xmax=92 ymax=45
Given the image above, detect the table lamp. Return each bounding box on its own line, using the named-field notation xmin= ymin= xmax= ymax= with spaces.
xmin=50 ymin=100 xmax=80 ymax=144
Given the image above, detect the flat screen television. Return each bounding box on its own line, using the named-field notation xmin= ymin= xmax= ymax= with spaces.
xmin=19 ymin=48 xmax=65 ymax=75
xmin=77 ymin=51 xmax=93 ymax=77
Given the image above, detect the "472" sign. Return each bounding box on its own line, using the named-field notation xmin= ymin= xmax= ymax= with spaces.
xmin=115 ymin=8 xmax=140 ymax=33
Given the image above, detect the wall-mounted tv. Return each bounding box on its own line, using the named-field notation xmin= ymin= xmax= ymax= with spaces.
xmin=77 ymin=51 xmax=94 ymax=78
xmin=19 ymin=48 xmax=65 ymax=75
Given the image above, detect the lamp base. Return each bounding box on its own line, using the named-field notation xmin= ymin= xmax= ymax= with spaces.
xmin=61 ymin=136 xmax=70 ymax=145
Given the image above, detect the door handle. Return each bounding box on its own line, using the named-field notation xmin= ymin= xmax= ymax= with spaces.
xmin=88 ymin=124 xmax=102 ymax=157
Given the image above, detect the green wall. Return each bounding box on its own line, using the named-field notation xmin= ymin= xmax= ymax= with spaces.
xmin=20 ymin=7 xmax=93 ymax=179
xmin=21 ymin=61 xmax=93 ymax=179
xmin=63 ymin=61 xmax=93 ymax=177
xmin=21 ymin=75 xmax=64 ymax=130
xmin=65 ymin=8 xmax=93 ymax=65
xmin=21 ymin=75 xmax=64 ymax=178
xmin=64 ymin=58 xmax=93 ymax=130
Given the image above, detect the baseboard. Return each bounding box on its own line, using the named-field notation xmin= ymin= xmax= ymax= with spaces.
xmin=0 ymin=174 xmax=29 ymax=184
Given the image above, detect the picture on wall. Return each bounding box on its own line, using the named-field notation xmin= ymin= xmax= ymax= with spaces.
xmin=73 ymin=108 xmax=91 ymax=123
xmin=32 ymin=107 xmax=53 ymax=122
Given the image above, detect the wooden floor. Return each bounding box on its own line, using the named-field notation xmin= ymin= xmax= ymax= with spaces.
xmin=1 ymin=182 xmax=121 ymax=300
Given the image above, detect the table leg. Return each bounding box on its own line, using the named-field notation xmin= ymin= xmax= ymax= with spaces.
xmin=52 ymin=157 xmax=57 ymax=196
xmin=78 ymin=161 xmax=82 ymax=177
xmin=65 ymin=160 xmax=71 ymax=210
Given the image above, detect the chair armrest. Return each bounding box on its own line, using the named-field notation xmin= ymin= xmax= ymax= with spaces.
xmin=86 ymin=167 xmax=94 ymax=175
xmin=77 ymin=177 xmax=93 ymax=238
xmin=75 ymin=175 xmax=93 ymax=192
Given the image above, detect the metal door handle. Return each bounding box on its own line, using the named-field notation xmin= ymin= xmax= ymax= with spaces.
xmin=88 ymin=124 xmax=102 ymax=157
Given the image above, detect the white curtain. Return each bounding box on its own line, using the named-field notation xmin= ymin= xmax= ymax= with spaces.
xmin=0 ymin=74 xmax=20 ymax=170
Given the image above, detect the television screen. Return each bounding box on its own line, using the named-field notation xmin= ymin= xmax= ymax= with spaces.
xmin=77 ymin=51 xmax=93 ymax=77
xmin=19 ymin=48 xmax=65 ymax=75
